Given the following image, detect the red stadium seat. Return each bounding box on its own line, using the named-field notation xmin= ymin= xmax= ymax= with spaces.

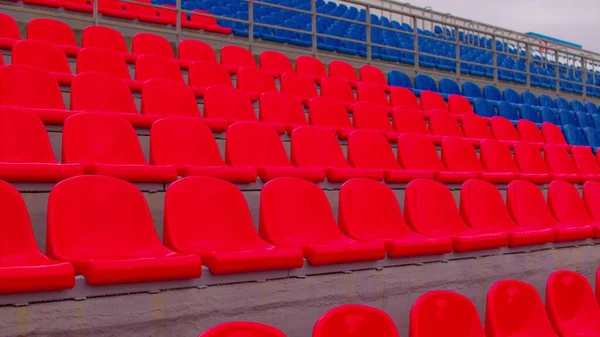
xmin=81 ymin=26 xmax=138 ymax=63
xmin=0 ymin=181 xmax=75 ymax=294
xmin=26 ymin=18 xmax=80 ymax=56
xmin=220 ymin=45 xmax=256 ymax=74
xmin=135 ymin=54 xmax=184 ymax=82
xmin=259 ymin=91 xmax=308 ymax=133
xmin=0 ymin=13 xmax=21 ymax=50
xmin=98 ymin=0 xmax=139 ymax=20
xmin=479 ymin=139 xmax=549 ymax=184
xmin=485 ymin=280 xmax=559 ymax=337
xmin=544 ymin=145 xmax=582 ymax=183
xmin=584 ymin=181 xmax=600 ymax=231
xmin=541 ymin=122 xmax=570 ymax=150
xmin=62 ymin=113 xmax=178 ymax=182
xmin=460 ymin=180 xmax=554 ymax=246
xmin=259 ymin=50 xmax=293 ymax=78
xmin=198 ymin=322 xmax=286 ymax=337
xmin=0 ymin=64 xmax=70 ymax=125
xmin=352 ymin=102 xmax=403 ymax=142
xmin=419 ymin=90 xmax=447 ymax=114
xmin=46 ymin=175 xmax=202 ymax=286
xmin=12 ymin=40 xmax=73 ymax=85
xmin=545 ymin=270 xmax=600 ymax=337
xmin=516 ymin=120 xmax=545 ymax=147
xmin=507 ymin=180 xmax=593 ymax=242
xmin=410 ymin=291 xmax=486 ymax=337
xmin=571 ymin=146 xmax=600 ymax=181
xmin=291 ymin=127 xmax=382 ymax=182
xmin=359 ymin=65 xmax=390 ymax=91
xmin=347 ymin=130 xmax=435 ymax=182
xmin=177 ymin=39 xmax=217 ymax=65
xmin=513 ymin=142 xmax=571 ymax=183
xmin=339 ymin=179 xmax=452 ymax=257
xmin=320 ymin=77 xmax=356 ymax=110
xmin=547 ymin=180 xmax=598 ymax=238
xmin=187 ymin=61 xmax=233 ymax=96
xmin=132 ymin=32 xmax=175 ymax=59
xmin=398 ymin=134 xmax=477 ymax=183
xmin=236 ymin=67 xmax=277 ymax=101
xmin=356 ymin=82 xmax=392 ymax=113
xmin=0 ymin=109 xmax=83 ymax=183
xmin=313 ymin=304 xmax=400 ymax=337
xmin=328 ymin=60 xmax=359 ymax=87
xmin=295 ymin=55 xmax=327 ymax=83
xmin=597 ymin=268 xmax=600 ymax=304
xmin=77 ymin=47 xmax=143 ymax=91
xmin=447 ymin=94 xmax=474 ymax=118
xmin=490 ymin=116 xmax=520 ymax=147
xmin=259 ymin=177 xmax=386 ymax=265
xmin=389 ymin=86 xmax=420 ymax=109
xmin=404 ymin=179 xmax=508 ymax=251
xmin=392 ymin=106 xmax=443 ymax=144
xmin=428 ymin=111 xmax=480 ymax=146
xmin=189 ymin=10 xmax=232 ymax=35
xmin=225 ymin=122 xmax=325 ymax=182
xmin=461 ymin=114 xmax=494 ymax=140
xmin=442 ymin=137 xmax=515 ymax=183
xmin=308 ymin=97 xmax=355 ymax=139
xmin=127 ymin=0 xmax=171 ymax=25
xmin=280 ymin=72 xmax=318 ymax=106
xmin=25 ymin=0 xmax=62 ymax=8
xmin=164 ymin=177 xmax=303 ymax=274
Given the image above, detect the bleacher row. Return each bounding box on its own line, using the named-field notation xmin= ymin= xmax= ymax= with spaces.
xmin=196 ymin=270 xmax=600 ymax=336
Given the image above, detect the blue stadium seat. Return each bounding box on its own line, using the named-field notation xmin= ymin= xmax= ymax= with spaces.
xmin=583 ymin=127 xmax=600 ymax=151
xmin=502 ymin=88 xmax=521 ymax=105
xmin=592 ymin=114 xmax=600 ymax=129
xmin=519 ymin=105 xmax=541 ymax=126
xmin=387 ymin=70 xmax=418 ymax=94
xmin=563 ymin=125 xmax=588 ymax=147
xmin=576 ymin=112 xmax=595 ymax=129
xmin=483 ymin=84 xmax=502 ymax=102
xmin=537 ymin=94 xmax=556 ymax=109
xmin=498 ymin=102 xmax=519 ymax=124
xmin=558 ymin=110 xmax=578 ymax=127
xmin=520 ymin=92 xmax=539 ymax=107
xmin=540 ymin=107 xmax=560 ymax=126
xmin=555 ymin=97 xmax=570 ymax=110
xmin=414 ymin=74 xmax=438 ymax=92
xmin=585 ymin=102 xmax=599 ymax=115
xmin=473 ymin=98 xmax=497 ymax=118
xmin=570 ymin=99 xmax=585 ymax=112
xmin=439 ymin=78 xmax=460 ymax=99
xmin=461 ymin=81 xmax=482 ymax=101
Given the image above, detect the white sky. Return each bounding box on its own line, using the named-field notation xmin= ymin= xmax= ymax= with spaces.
xmin=406 ymin=0 xmax=600 ymax=53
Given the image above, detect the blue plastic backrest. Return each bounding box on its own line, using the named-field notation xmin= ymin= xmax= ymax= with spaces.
xmin=540 ymin=108 xmax=560 ymax=125
xmin=387 ymin=70 xmax=412 ymax=88
xmin=439 ymin=78 xmax=460 ymax=95
xmin=576 ymin=112 xmax=595 ymax=128
xmin=555 ymin=97 xmax=570 ymax=110
xmin=558 ymin=110 xmax=579 ymax=127
xmin=502 ymin=88 xmax=521 ymax=104
xmin=570 ymin=99 xmax=585 ymax=112
xmin=473 ymin=98 xmax=496 ymax=117
xmin=585 ymin=102 xmax=598 ymax=115
xmin=563 ymin=125 xmax=588 ymax=146
xmin=520 ymin=105 xmax=541 ymax=123
xmin=461 ymin=82 xmax=482 ymax=98
xmin=498 ymin=102 xmax=519 ymax=121
xmin=537 ymin=94 xmax=555 ymax=108
xmin=483 ymin=85 xmax=502 ymax=101
xmin=592 ymin=114 xmax=600 ymax=128
xmin=414 ymin=74 xmax=438 ymax=92
xmin=521 ymin=92 xmax=539 ymax=106
xmin=583 ymin=127 xmax=600 ymax=147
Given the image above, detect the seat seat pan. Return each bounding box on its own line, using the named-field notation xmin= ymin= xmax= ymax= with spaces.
xmin=551 ymin=173 xmax=581 ymax=183
xmin=3 ymin=107 xmax=72 ymax=125
xmin=435 ymin=171 xmax=478 ymax=183
xmin=452 ymin=230 xmax=508 ymax=252
xmin=302 ymin=240 xmax=385 ymax=266
xmin=384 ymin=234 xmax=453 ymax=258
xmin=257 ymin=166 xmax=325 ymax=182
xmin=83 ymin=163 xmax=178 ymax=182
xmin=477 ymin=171 xmax=517 ymax=183
xmin=0 ymin=162 xmax=83 ymax=182
xmin=178 ymin=165 xmax=257 ymax=183
xmin=0 ymin=259 xmax=75 ymax=294
xmin=384 ymin=169 xmax=435 ymax=183
xmin=517 ymin=172 xmax=551 ymax=184
xmin=200 ymin=246 xmax=304 ymax=275
xmin=507 ymin=228 xmax=555 ymax=247
xmin=554 ymin=225 xmax=597 ymax=242
xmin=324 ymin=167 xmax=383 ymax=182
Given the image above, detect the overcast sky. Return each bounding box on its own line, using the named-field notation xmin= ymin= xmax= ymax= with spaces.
xmin=405 ymin=0 xmax=600 ymax=53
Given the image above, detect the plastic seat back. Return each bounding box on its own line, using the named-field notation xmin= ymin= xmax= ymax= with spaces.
xmin=132 ymin=32 xmax=174 ymax=58
xmin=420 ymin=90 xmax=447 ymax=111
xmin=462 ymin=82 xmax=482 ymax=99
xmin=141 ymin=79 xmax=200 ymax=117
xmin=513 ymin=142 xmax=550 ymax=174
xmin=538 ymin=94 xmax=556 ymax=109
xmin=516 ymin=120 xmax=544 ymax=143
xmin=0 ymin=64 xmax=65 ymax=110
xmin=519 ymin=105 xmax=541 ymax=124
xmin=198 ymin=322 xmax=286 ymax=337
xmin=541 ymin=123 xmax=567 ymax=146
xmin=571 ymin=99 xmax=585 ymax=112
xmin=439 ymin=78 xmax=460 ymax=95
xmin=502 ymin=88 xmax=521 ymax=104
xmin=521 ymin=92 xmax=539 ymax=106
xmin=548 ymin=180 xmax=595 ymax=226
xmin=259 ymin=91 xmax=307 ymax=126
xmin=204 ymin=86 xmax=256 ymax=122
xmin=320 ymin=77 xmax=355 ymax=104
xmin=313 ymin=304 xmax=400 ymax=337
xmin=485 ymin=280 xmax=558 ymax=337
xmin=352 ymin=102 xmax=393 ymax=132
xmin=498 ymin=102 xmax=520 ymax=121
xmin=237 ymin=67 xmax=277 ymax=95
xmin=259 ymin=50 xmax=293 ymax=75
xmin=441 ymin=137 xmax=484 ymax=172
xmin=308 ymin=97 xmax=353 ymax=130
xmin=540 ymin=107 xmax=560 ymax=125
xmin=0 ymin=12 xmax=20 ymax=42
xmin=490 ymin=116 xmax=519 ymax=141
xmin=135 ymin=54 xmax=184 ymax=82
xmin=188 ymin=61 xmax=232 ymax=89
xmin=545 ymin=271 xmax=600 ymax=336
xmin=225 ymin=122 xmax=291 ymax=168
xmin=12 ymin=40 xmax=71 ymax=75
xmin=296 ymin=55 xmax=326 ymax=79
xmin=81 ymin=26 xmax=129 ymax=54
xmin=62 ymin=113 xmax=147 ymax=165
xmin=70 ymin=72 xmax=137 ymax=113
xmin=76 ymin=47 xmax=131 ymax=80
xmin=347 ymin=130 xmax=401 ymax=170
xmin=563 ymin=125 xmax=588 ymax=146
xmin=356 ymin=82 xmax=390 ymax=106
xmin=558 ymin=110 xmax=578 ymax=127
xmin=429 ymin=111 xmax=463 ymax=137
xmin=462 ymin=114 xmax=493 ymax=139
xmin=544 ymin=145 xmax=578 ymax=175
xmin=221 ymin=45 xmax=256 ymax=70
xmin=26 ymin=18 xmax=77 ymax=48
xmin=329 ymin=60 xmax=358 ymax=83
xmin=359 ymin=65 xmax=387 ymax=86
xmin=280 ymin=72 xmax=318 ymax=102
xmin=555 ymin=97 xmax=570 ymax=111
xmin=414 ymin=74 xmax=438 ymax=92
xmin=473 ymin=98 xmax=497 ymax=118
xmin=410 ymin=291 xmax=485 ymax=337
xmin=585 ymin=102 xmax=598 ymax=115
xmin=479 ymin=139 xmax=519 ymax=174
xmin=460 ymin=179 xmax=517 ymax=231
xmin=483 ymin=84 xmax=502 ymax=101
xmin=583 ymin=181 xmax=600 ymax=220
xmin=576 ymin=112 xmax=595 ymax=128
xmin=178 ymin=39 xmax=217 ymax=64
xmin=506 ymin=180 xmax=557 ymax=229
xmin=291 ymin=127 xmax=350 ymax=169
xmin=387 ymin=70 xmax=413 ymax=88
xmin=392 ymin=106 xmax=430 ymax=135
xmin=398 ymin=135 xmax=445 ymax=172
xmin=572 ymin=146 xmax=600 ymax=174
xmin=0 ymin=108 xmax=59 ymax=164
xmin=389 ymin=87 xmax=419 ymax=109
xmin=448 ymin=95 xmax=473 ymax=115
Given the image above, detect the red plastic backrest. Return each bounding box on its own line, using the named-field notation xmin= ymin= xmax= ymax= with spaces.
xmin=46 ymin=175 xmax=166 ymax=261
xmin=352 ymin=102 xmax=393 ymax=131
xmin=221 ymin=45 xmax=256 ymax=69
xmin=359 ymin=65 xmax=387 ymax=86
xmin=397 ymin=134 xmax=445 ymax=171
xmin=225 ymin=122 xmax=291 ymax=168
xmin=258 ymin=91 xmax=307 ymax=126
xmin=308 ymin=97 xmax=353 ymax=129
xmin=164 ymin=177 xmax=265 ymax=253
xmin=513 ymin=142 xmax=550 ymax=174
xmin=328 ymin=60 xmax=358 ymax=82
xmin=188 ymin=61 xmax=232 ymax=88
xmin=506 ymin=180 xmax=558 ymax=229
xmin=150 ymin=117 xmax=224 ymax=166
xmin=461 ymin=114 xmax=493 ymax=139
xmin=0 ymin=12 xmax=20 ymax=40
xmin=191 ymin=10 xmax=221 ymax=28
xmin=544 ymin=145 xmax=578 ymax=175
xmin=0 ymin=64 xmax=66 ymax=110
xmin=280 ymin=72 xmax=318 ymax=101
xmin=541 ymin=122 xmax=567 ymax=145
xmin=583 ymin=181 xmax=600 ymax=220
xmin=485 ymin=280 xmax=558 ymax=337
xmin=70 ymin=72 xmax=137 ymax=113
xmin=178 ymin=39 xmax=217 ymax=63
xmin=135 ymin=54 xmax=184 ymax=82
xmin=448 ymin=94 xmax=473 ymax=115
xmin=571 ymin=146 xmax=600 ymax=174
xmin=126 ymin=0 xmax=156 ymax=16
xmin=356 ymin=82 xmax=390 ymax=106
xmin=441 ymin=137 xmax=484 ymax=172
xmin=547 ymin=180 xmax=594 ymax=225
xmin=0 ymin=108 xmax=58 ymax=163
xmin=545 ymin=271 xmax=600 ymax=335
xmin=132 ymin=32 xmax=175 ymax=58
xmin=81 ymin=25 xmax=129 ymax=53
xmin=291 ymin=127 xmax=349 ymax=169
xmin=320 ymin=77 xmax=355 ymax=103
xmin=12 ymin=40 xmax=71 ymax=74
xmin=339 ymin=179 xmax=410 ymax=240
xmin=517 ymin=120 xmax=544 ymax=143
xmin=392 ymin=106 xmax=430 ymax=135
xmin=420 ymin=90 xmax=447 ymax=111
xmin=428 ymin=111 xmax=463 ymax=137
xmin=347 ymin=130 xmax=401 ymax=170
xmin=460 ymin=179 xmax=517 ymax=231
xmin=479 ymin=139 xmax=519 ymax=174
xmin=404 ymin=179 xmax=469 ymax=236
xmin=62 ymin=112 xmax=148 ymax=165
xmin=313 ymin=304 xmax=400 ymax=337
xmin=237 ymin=67 xmax=277 ymax=94
xmin=389 ymin=87 xmax=419 ymax=109
xmin=27 ymin=18 xmax=77 ymax=47
xmin=259 ymin=177 xmax=347 ymax=245
xmin=76 ymin=47 xmax=132 ymax=80
xmin=296 ymin=55 xmax=326 ymax=78
xmin=410 ymin=291 xmax=485 ymax=337
xmin=204 ymin=85 xmax=257 ymax=122
xmin=198 ymin=322 xmax=287 ymax=337
xmin=259 ymin=50 xmax=293 ymax=74
xmin=490 ymin=116 xmax=519 ymax=141
xmin=141 ymin=79 xmax=200 ymax=117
